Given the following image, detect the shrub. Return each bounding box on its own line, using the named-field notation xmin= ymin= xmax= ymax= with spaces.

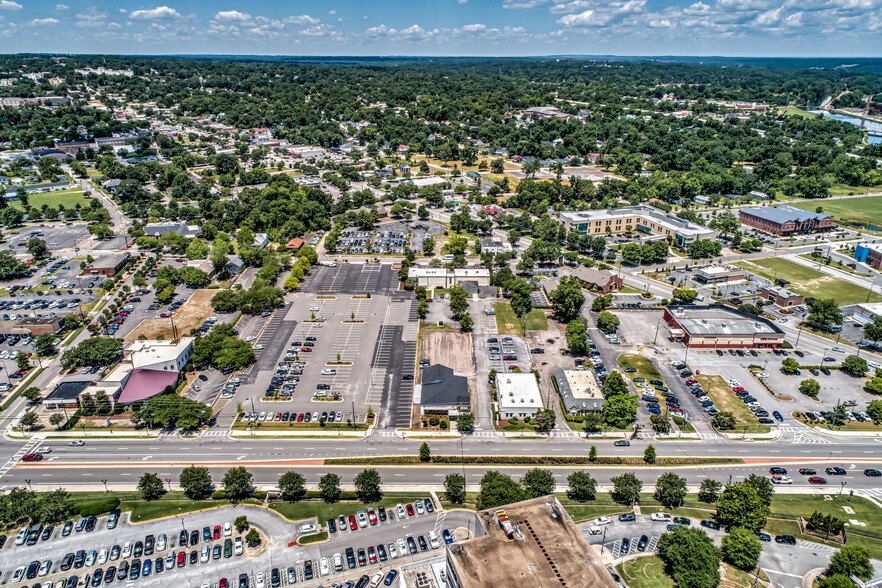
xmin=523 ymin=416 xmax=531 ymax=423
xmin=429 ymin=416 xmax=440 ymax=426
xmin=77 ymin=497 xmax=121 ymax=517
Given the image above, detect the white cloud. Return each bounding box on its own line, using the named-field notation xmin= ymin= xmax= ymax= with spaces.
xmin=55 ymin=3 xmax=69 ymax=10
xmin=458 ymin=0 xmax=469 ymax=4
xmin=283 ymin=14 xmax=320 ymax=25
xmin=129 ymin=6 xmax=183 ymax=20
xmin=458 ymin=23 xmax=487 ymax=32
xmin=76 ymin=8 xmax=108 ymax=28
xmin=328 ymin=9 xmax=336 ymax=14
xmin=754 ymin=7 xmax=782 ymax=25
xmin=0 ymin=1 xmax=22 ymax=10
xmin=558 ymin=9 xmax=604 ymax=25
xmin=300 ymin=24 xmax=336 ymax=36
xmin=502 ymin=0 xmax=548 ymax=8
xmin=648 ymin=18 xmax=674 ymax=27
xmin=784 ymin=11 xmax=802 ymax=25
xmin=27 ymin=17 xmax=59 ymax=26
xmin=214 ymin=10 xmax=252 ymax=22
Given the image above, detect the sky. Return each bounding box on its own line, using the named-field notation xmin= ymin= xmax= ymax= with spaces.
xmin=0 ymin=0 xmax=879 ymax=57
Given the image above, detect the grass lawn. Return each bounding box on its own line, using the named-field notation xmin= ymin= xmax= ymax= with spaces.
xmin=617 ymin=353 xmax=667 ymax=404
xmin=500 ymin=418 xmax=537 ymax=433
xmin=616 ymin=556 xmax=674 ymax=588
xmin=494 ymin=302 xmax=524 ymax=335
xmin=791 ymin=195 xmax=882 ymax=229
xmin=695 ymin=374 xmax=770 ymax=434
xmin=68 ymin=491 xmax=262 ymax=523
xmin=777 ymin=106 xmax=820 ymax=119
xmin=11 ymin=190 xmax=89 ymax=211
xmin=735 ymin=257 xmax=882 ymax=305
xmin=525 ymin=309 xmax=548 ymax=330
xmin=797 ymin=253 xmax=862 ymax=276
xmin=269 ymin=493 xmax=429 ymax=524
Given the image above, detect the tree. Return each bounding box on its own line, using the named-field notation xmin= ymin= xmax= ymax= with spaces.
xmin=603 ymin=393 xmax=639 ymax=428
xmin=808 ymin=298 xmax=842 ymax=327
xmin=842 ymin=355 xmax=868 ymax=377
xmin=419 ymin=442 xmax=431 ymax=462
xmin=654 ymin=472 xmax=687 ymax=507
xmin=828 ymin=545 xmax=874 ymax=581
xmin=449 ymin=285 xmax=468 ymax=317
xmin=867 ymin=399 xmax=882 ymax=422
xmin=137 ymin=473 xmax=164 ymax=501
xmin=319 ymin=473 xmax=342 ymax=503
xmin=521 ymin=468 xmax=555 ymax=498
xmin=354 ymin=469 xmax=382 ymax=503
xmin=549 ymin=277 xmax=585 ymax=322
xmin=16 ymin=352 xmax=30 ymax=372
xmin=799 ymin=378 xmax=821 ymax=397
xmin=610 ymin=472 xmax=642 ymax=504
xmin=657 ymin=526 xmax=722 ymax=588
xmin=245 ymin=528 xmax=260 ymax=546
xmin=644 ymin=444 xmax=657 ymax=463
xmin=235 ymin=516 xmax=249 ymax=533
xmin=477 ymin=471 xmax=527 ymax=510
xmin=49 ymin=413 xmax=65 ymax=430
xmin=588 ymin=445 xmax=597 ymax=462
xmin=567 ymin=471 xmax=597 ymax=501
xmin=34 ymin=333 xmax=56 ymax=357
xmin=26 ymin=237 xmax=49 ymax=259
xmin=179 ymin=466 xmax=212 ymax=500
xmin=716 ymin=481 xmax=770 ymax=530
xmin=672 ymin=288 xmax=698 ymax=303
xmin=278 ymin=471 xmax=306 ymax=502
xmin=533 ymin=408 xmax=556 ymax=432
xmin=444 ymin=473 xmax=466 ymax=504
xmin=422 ymin=235 xmax=435 ymax=255
xmin=88 ymin=223 xmax=113 ymax=239
xmin=865 ymin=377 xmax=882 ymax=395
xmin=565 ymin=317 xmax=589 ymax=354
xmin=596 ymin=311 xmax=620 ymax=333
xmin=457 ymin=412 xmax=474 ymax=432
xmin=746 ymin=474 xmax=774 ymax=506
xmin=603 ymin=371 xmax=629 ymax=396
xmin=864 ymin=315 xmax=882 ymax=346
xmin=19 ymin=411 xmax=38 ymax=430
xmin=712 ymin=411 xmax=736 ymax=429
xmin=508 ymin=278 xmax=532 ymax=317
xmin=781 ymin=357 xmax=800 ymax=374
xmin=698 ymin=479 xmax=722 ymax=503
xmin=22 ymin=387 xmax=41 ymax=403
xmin=458 ymin=313 xmax=474 ymax=331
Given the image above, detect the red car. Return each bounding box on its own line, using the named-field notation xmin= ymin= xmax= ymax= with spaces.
xmin=368 ymin=546 xmax=377 ymax=564
xmin=809 ymin=476 xmax=827 ymax=484
xmin=685 ymin=378 xmax=697 ymax=386
xmin=297 ymin=413 xmax=304 ymax=422
xmin=300 ymin=347 xmax=312 ymax=352
xmin=367 ymin=507 xmax=377 ymax=525
xmin=732 ymin=386 xmax=745 ymax=392
xmin=405 ymin=504 xmax=415 ymax=516
xmin=160 ymin=313 xmax=170 ymax=318
xmin=508 ymin=365 xmax=519 ymax=370
xmin=14 ymin=370 xmax=27 ymax=376
xmin=213 ymin=526 xmax=221 ymax=540
xmin=177 ymin=551 xmax=186 ymax=567
xmin=348 ymin=515 xmax=358 ymax=531
xmin=21 ymin=453 xmax=42 ymax=461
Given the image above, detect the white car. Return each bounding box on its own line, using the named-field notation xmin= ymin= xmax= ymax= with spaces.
xmin=415 ymin=501 xmax=425 ymax=515
xmin=122 ymin=542 xmax=132 ymax=558
xmin=771 ymin=475 xmax=792 ymax=484
xmin=832 ymin=347 xmax=846 ymax=353
xmin=650 ymin=512 xmax=672 ymax=522
xmin=593 ymin=516 xmax=612 ymax=526
xmin=388 ymin=543 xmax=398 ymax=559
xmin=200 ymin=545 xmax=209 ymax=563
xmin=234 ymin=537 xmax=243 ymax=556
xmin=370 ymin=572 xmax=383 ymax=587
xmin=35 ymin=447 xmax=52 ymax=454
xmin=428 ymin=531 xmax=440 ymax=549
xmin=166 ymin=551 xmax=175 ymax=568
xmin=223 ymin=521 xmax=232 ymax=537
xmin=254 ymin=344 xmax=264 ymax=350
xmin=320 ymin=557 xmax=330 ymax=576
xmin=157 ymin=534 xmax=166 ymax=551
xmin=246 ymin=336 xmax=256 ymax=342
xmin=397 ymin=538 xmax=407 ymax=555
xmin=255 ymin=573 xmax=265 ymax=588
xmin=38 ymin=559 xmax=51 ymax=576
xmin=12 ymin=566 xmax=24 ymax=583
xmin=68 ymin=440 xmax=85 ymax=446
xmin=97 ymin=549 xmax=108 ymax=565
xmin=310 ymin=307 xmax=320 ymax=311
xmin=396 ymin=504 xmax=406 ymax=520
xmin=727 ymin=380 xmax=740 ymax=387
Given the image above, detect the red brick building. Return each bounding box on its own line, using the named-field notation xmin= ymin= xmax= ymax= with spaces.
xmin=739 ymin=205 xmax=832 ymax=236
xmin=761 ymin=286 xmax=803 ymax=307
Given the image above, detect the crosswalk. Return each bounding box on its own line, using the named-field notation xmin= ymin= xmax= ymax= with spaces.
xmin=798 ymin=539 xmax=836 ymax=553
xmin=432 ymin=511 xmax=447 ymax=536
xmin=860 ymin=488 xmax=882 ymax=501
xmin=780 ymin=426 xmax=833 ymax=444
xmin=201 ymin=430 xmax=228 ymax=437
xmin=0 ymin=439 xmax=39 ymax=482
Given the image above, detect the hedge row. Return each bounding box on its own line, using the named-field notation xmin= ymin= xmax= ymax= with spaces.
xmin=76 ymin=497 xmax=121 ymax=517
xmin=326 ymin=456 xmax=738 ymax=466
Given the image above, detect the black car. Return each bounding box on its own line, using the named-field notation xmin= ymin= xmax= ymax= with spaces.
xmin=757 ymin=532 xmax=771 ymax=542
xmin=74 ymin=550 xmax=86 ymax=569
xmin=425 ymin=499 xmax=434 ymax=513
xmin=116 ymin=561 xmax=129 ymax=581
xmin=418 ymin=535 xmax=429 ymax=551
xmin=189 ymin=550 xmax=198 ymax=564
xmin=104 ymin=566 xmax=115 ymax=583
xmin=775 ymin=535 xmax=796 ymax=545
xmin=865 ymin=469 xmax=882 ymax=477
xmin=378 ymin=506 xmax=387 ymax=522
xmin=62 ymin=521 xmax=73 ymax=536
xmin=41 ymin=525 xmax=54 ymax=541
xmin=345 ymin=547 xmax=356 ymax=569
xmin=271 ymin=567 xmax=281 ymax=588
xmin=91 ymin=568 xmax=103 ymax=587
xmin=798 ymin=468 xmax=816 ymax=475
xmin=328 ymin=519 xmax=336 ymax=533
xmin=673 ymin=517 xmax=691 ymax=526
xmin=614 ymin=440 xmax=630 ymax=447
xmin=618 ymin=513 xmax=636 ymax=522
xmin=239 ymin=573 xmax=249 ymax=588
xmin=826 ymin=467 xmax=847 ymax=475
xmin=769 ymin=467 xmax=787 ymax=475
xmin=203 ymin=526 xmax=211 ymax=542
xmin=637 ymin=535 xmax=649 ymax=551
xmin=190 ymin=530 xmax=199 ymax=546
xmin=700 ymin=520 xmax=720 ymax=530
xmin=794 ymin=350 xmax=804 ymax=357
xmin=129 ymin=559 xmax=140 ymax=580
xmin=357 ymin=548 xmax=367 ymax=566
xmin=61 ymin=553 xmax=75 ymax=571
xmin=198 ymin=374 xmax=208 ymax=381
xmin=620 ymin=537 xmax=630 ymax=553
xmin=144 ymin=535 xmax=155 ymax=556
xmin=179 ymin=530 xmax=188 ymax=546
xmin=85 ymin=516 xmax=97 ymax=532
xmin=406 ymin=536 xmax=418 ymax=554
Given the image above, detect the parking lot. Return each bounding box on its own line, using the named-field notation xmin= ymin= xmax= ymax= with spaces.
xmin=0 ymin=500 xmax=472 ymax=588
xmin=380 ymin=220 xmax=445 ymax=255
xmin=335 ymin=229 xmax=410 ymax=255
xmin=3 ymin=222 xmax=91 ymax=253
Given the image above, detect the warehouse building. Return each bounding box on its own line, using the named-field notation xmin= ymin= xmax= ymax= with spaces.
xmin=663 ymin=304 xmax=785 ymax=349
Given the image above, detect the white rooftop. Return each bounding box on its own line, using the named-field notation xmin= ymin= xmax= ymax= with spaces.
xmin=496 ymin=373 xmax=543 ymax=411
xmin=127 ymin=337 xmax=194 ymax=368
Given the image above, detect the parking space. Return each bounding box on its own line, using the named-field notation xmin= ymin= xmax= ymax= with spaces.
xmin=381 ymin=220 xmax=445 ymax=255
xmin=335 ymin=229 xmax=410 ymax=255
xmin=3 ymin=222 xmax=90 ymax=254
xmin=483 ymin=333 xmax=531 ymax=376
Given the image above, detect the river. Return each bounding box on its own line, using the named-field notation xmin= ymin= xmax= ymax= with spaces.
xmin=808 ymin=110 xmax=882 ymax=145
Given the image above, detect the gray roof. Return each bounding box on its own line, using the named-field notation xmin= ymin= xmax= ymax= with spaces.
xmin=420 ymin=364 xmax=469 ymax=407
xmin=571 ymin=266 xmax=617 ymax=286
xmin=741 ymin=204 xmax=831 ymax=225
xmin=667 ymin=305 xmax=785 ymax=337
xmin=44 ymin=380 xmax=90 ymax=402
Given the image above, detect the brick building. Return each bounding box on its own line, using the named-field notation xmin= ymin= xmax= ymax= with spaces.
xmin=738 ymin=205 xmax=832 ymax=236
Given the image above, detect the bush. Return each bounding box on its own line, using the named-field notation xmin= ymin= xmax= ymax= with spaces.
xmin=574 ymin=415 xmax=584 ymax=423
xmin=523 ymin=416 xmax=531 ymax=423
xmin=77 ymin=497 xmax=121 ymax=517
xmin=429 ymin=416 xmax=440 ymax=426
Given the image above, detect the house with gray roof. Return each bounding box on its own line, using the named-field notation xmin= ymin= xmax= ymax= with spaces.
xmin=417 ymin=364 xmax=470 ymax=416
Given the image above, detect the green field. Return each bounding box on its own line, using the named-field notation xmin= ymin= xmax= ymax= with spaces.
xmin=777 ymin=106 xmax=819 ymax=119
xmin=696 ymin=374 xmax=770 ymax=434
xmin=11 ymin=190 xmax=89 ymax=211
xmin=735 ymin=257 xmax=882 ymax=305
xmin=791 ymin=195 xmax=882 ymax=229
xmin=494 ymin=302 xmax=547 ymax=335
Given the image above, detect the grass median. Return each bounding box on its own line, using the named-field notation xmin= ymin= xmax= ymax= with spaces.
xmin=270 ymin=492 xmax=430 ymax=524
xmin=696 ymin=374 xmax=770 ymax=434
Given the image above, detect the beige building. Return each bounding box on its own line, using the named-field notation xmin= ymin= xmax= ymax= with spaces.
xmin=694 ymin=265 xmax=745 ymax=284
xmin=445 ymin=495 xmax=617 ymax=588
xmin=559 ymin=205 xmax=716 ymax=247
xmin=408 ymin=266 xmax=491 ymax=288
xmin=554 ymin=368 xmax=604 ymax=415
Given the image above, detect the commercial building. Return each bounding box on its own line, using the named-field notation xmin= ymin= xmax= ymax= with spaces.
xmin=570 ymin=266 xmax=623 ymax=294
xmin=407 ymin=266 xmax=491 ymax=289
xmin=496 ymin=372 xmax=543 ymax=420
xmin=84 ymin=253 xmax=128 ymax=277
xmin=852 ymin=302 xmax=882 ymax=325
xmin=445 ymin=495 xmax=617 ymax=588
xmin=738 ymin=205 xmax=833 ymax=236
xmin=854 ymin=244 xmax=882 ymax=270
xmin=142 ymin=221 xmax=201 ymax=239
xmin=663 ymin=305 xmax=785 ymax=349
xmin=479 ymin=238 xmax=506 ymax=254
xmin=693 ymin=265 xmax=745 ymax=284
xmin=15 ymin=316 xmax=65 ymax=336
xmin=554 ymin=368 xmax=603 ymax=415
xmin=559 ymin=205 xmax=717 ymax=247
xmin=416 ymin=364 xmax=470 ymax=416
xmin=42 ymin=380 xmax=92 ymax=410
xmin=761 ymin=286 xmax=803 ymax=307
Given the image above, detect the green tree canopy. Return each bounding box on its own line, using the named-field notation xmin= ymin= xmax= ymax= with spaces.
xmin=658 ymin=526 xmax=722 ymax=588
xmin=476 ymin=470 xmax=527 ymax=510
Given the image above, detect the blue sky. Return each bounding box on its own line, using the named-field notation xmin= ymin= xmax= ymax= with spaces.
xmin=1 ymin=0 xmax=879 ymax=57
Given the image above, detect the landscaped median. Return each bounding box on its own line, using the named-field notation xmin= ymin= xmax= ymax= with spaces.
xmin=695 ymin=374 xmax=771 ymax=436
xmin=324 ymin=455 xmax=741 ymax=466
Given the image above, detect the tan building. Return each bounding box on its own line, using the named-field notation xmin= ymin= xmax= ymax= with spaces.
xmin=445 ymin=495 xmax=617 ymax=588
xmin=554 ymin=368 xmax=604 ymax=415
xmin=694 ymin=265 xmax=745 ymax=284
xmin=663 ymin=304 xmax=786 ymax=349
xmin=407 ymin=266 xmax=491 ymax=288
xmin=559 ymin=204 xmax=716 ymax=246
xmin=570 ymin=266 xmax=623 ymax=294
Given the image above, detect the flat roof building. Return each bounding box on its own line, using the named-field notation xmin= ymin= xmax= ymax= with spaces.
xmin=84 ymin=253 xmax=128 ymax=277
xmin=761 ymin=285 xmax=803 ymax=307
xmin=663 ymin=304 xmax=786 ymax=349
xmin=693 ymin=265 xmax=745 ymax=284
xmin=408 ymin=266 xmax=491 ymax=289
xmin=853 ymin=302 xmax=882 ymax=324
xmin=43 ymin=380 xmax=92 ymax=410
xmin=559 ymin=205 xmax=716 ymax=247
xmin=15 ymin=315 xmax=65 ymax=336
xmin=855 ymin=244 xmax=882 ymax=270
xmin=445 ymin=495 xmax=617 ymax=588
xmin=496 ymin=372 xmax=543 ymax=420
xmin=554 ymin=368 xmax=603 ymax=415
xmin=417 ymin=364 xmax=470 ymax=416
xmin=739 ymin=205 xmax=833 ymax=236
